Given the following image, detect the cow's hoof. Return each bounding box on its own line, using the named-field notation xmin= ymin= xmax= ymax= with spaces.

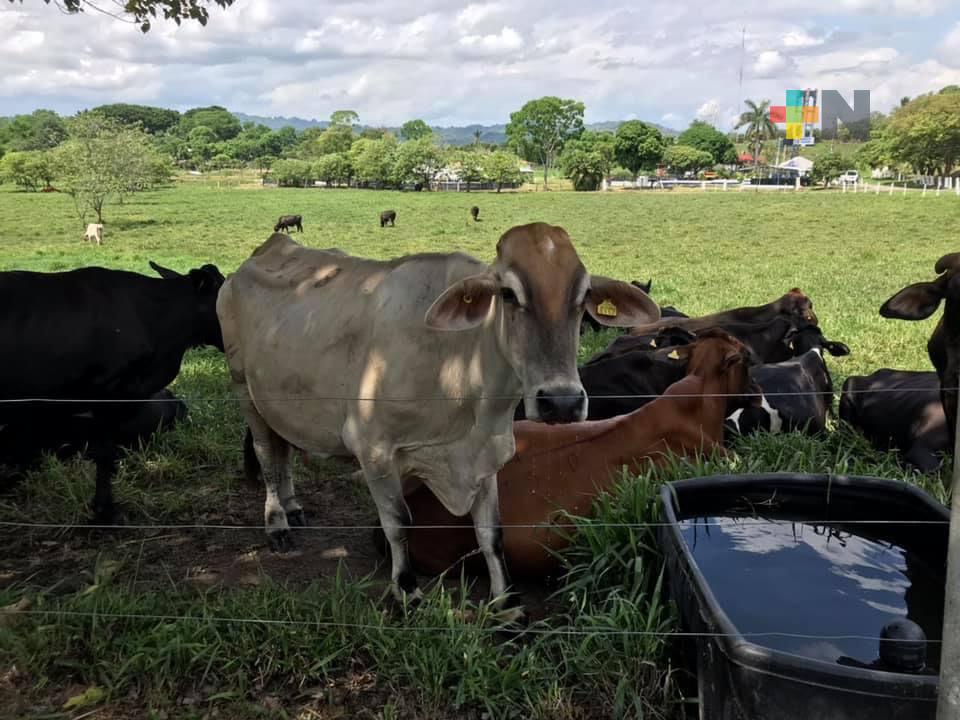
xmin=268 ymin=529 xmax=294 ymax=553
xmin=286 ymin=508 xmax=307 ymax=527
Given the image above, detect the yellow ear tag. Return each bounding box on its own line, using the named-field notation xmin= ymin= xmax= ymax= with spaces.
xmin=650 ymin=339 xmax=658 ymax=348
xmin=463 ymin=294 xmax=473 ymax=304
xmin=597 ymin=299 xmax=618 ymax=317
xmin=668 ymin=350 xmax=680 ymax=360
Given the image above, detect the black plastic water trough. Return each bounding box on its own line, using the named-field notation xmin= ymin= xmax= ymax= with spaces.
xmin=659 ymin=473 xmax=947 ymax=720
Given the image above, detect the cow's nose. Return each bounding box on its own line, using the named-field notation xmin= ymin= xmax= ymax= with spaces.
xmin=536 ymin=386 xmax=587 ymax=423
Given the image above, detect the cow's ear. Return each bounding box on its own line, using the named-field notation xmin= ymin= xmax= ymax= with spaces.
xmin=824 ymin=341 xmax=851 ymax=357
xmin=149 ymin=260 xmax=182 ymax=279
xmin=586 ymin=276 xmax=661 ymax=328
xmin=880 ymin=281 xmax=944 ymax=321
xmin=425 ymin=273 xmax=497 ymax=331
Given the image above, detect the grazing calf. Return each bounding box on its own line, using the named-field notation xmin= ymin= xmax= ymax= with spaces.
xmin=0 ymin=389 xmax=187 ymax=476
xmin=274 ymin=215 xmax=303 ymax=233
xmin=581 ymin=279 xmax=654 ymax=334
xmin=726 ymin=325 xmax=849 ymax=437
xmin=380 ymin=209 xmax=397 ymax=227
xmin=218 ymin=224 xmax=659 ymax=606
xmin=397 ymin=331 xmax=754 ymax=579
xmin=881 ymin=253 xmax=960 ymax=448
xmin=840 ymin=370 xmax=949 ymax=474
xmin=0 ymin=261 xmax=224 ymax=523
xmin=630 ymin=288 xmax=817 ymax=337
xmin=471 ymin=206 xmax=480 ymax=222
xmin=83 ymin=223 xmax=103 ymax=245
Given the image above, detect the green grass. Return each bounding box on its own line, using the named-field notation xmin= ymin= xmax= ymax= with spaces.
xmin=0 ymin=181 xmax=957 ymax=718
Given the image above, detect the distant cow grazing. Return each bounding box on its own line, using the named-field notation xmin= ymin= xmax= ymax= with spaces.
xmin=471 ymin=206 xmax=480 ymax=222
xmin=218 ymin=223 xmax=660 ymax=608
xmin=0 ymin=260 xmax=225 ymax=523
xmin=397 ymin=330 xmax=754 ymax=580
xmin=274 ymin=215 xmax=303 ymax=233
xmin=840 ymin=370 xmax=949 ymax=474
xmin=881 ymin=253 xmax=960 ymax=448
xmin=380 ymin=210 xmax=397 ymax=227
xmin=83 ymin=223 xmax=103 ymax=245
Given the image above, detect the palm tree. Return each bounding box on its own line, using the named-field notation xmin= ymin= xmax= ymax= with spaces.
xmin=736 ymin=99 xmax=777 ymax=175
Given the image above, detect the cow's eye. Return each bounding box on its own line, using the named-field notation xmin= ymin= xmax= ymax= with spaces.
xmin=500 ymin=287 xmax=519 ymax=305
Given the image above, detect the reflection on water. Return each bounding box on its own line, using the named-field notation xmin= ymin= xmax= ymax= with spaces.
xmin=680 ymin=516 xmax=945 ymax=670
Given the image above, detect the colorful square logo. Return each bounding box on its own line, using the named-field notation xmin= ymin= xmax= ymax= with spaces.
xmin=770 ymin=89 xmax=818 ymax=145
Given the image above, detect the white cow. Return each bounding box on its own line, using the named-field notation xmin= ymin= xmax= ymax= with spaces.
xmin=216 ymin=223 xmax=660 ymax=608
xmin=83 ymin=223 xmax=103 ymax=245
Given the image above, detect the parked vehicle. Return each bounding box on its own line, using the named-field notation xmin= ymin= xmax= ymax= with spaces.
xmin=840 ymin=170 xmax=860 ymax=184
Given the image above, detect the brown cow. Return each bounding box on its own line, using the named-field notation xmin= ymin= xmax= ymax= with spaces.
xmin=397 ymin=330 xmax=753 ymax=580
xmin=629 ymin=288 xmax=817 ymax=337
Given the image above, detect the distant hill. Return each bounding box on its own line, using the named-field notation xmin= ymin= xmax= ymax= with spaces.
xmin=231 ymin=112 xmax=678 ymax=145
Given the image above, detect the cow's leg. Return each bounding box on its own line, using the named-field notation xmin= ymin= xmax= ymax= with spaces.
xmin=90 ymin=444 xmax=121 ymax=525
xmin=470 ymin=473 xmax=519 ymax=618
xmin=239 ymin=395 xmax=299 ymax=552
xmin=359 ymin=453 xmax=419 ymax=602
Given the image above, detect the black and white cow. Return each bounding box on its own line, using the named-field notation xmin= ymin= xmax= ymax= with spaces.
xmin=840 ymin=369 xmax=949 ymax=474
xmin=0 ymin=260 xmax=224 ymax=523
xmin=726 ymin=324 xmax=849 ymax=437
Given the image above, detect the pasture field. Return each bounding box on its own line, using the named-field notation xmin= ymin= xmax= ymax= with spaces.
xmin=0 ymin=183 xmax=957 ymax=719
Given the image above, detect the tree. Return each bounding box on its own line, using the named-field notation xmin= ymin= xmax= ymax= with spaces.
xmin=614 ymin=120 xmax=665 ymax=176
xmin=676 ymin=120 xmax=736 ymax=165
xmin=559 ymin=131 xmax=615 ymax=190
xmin=887 ymin=92 xmax=960 ymax=175
xmin=735 ymin=100 xmax=777 ymax=176
xmin=483 ymin=151 xmax=522 ymax=192
xmin=0 ymin=150 xmax=56 ymax=191
xmin=350 ymin=136 xmax=397 ymax=186
xmin=54 ymin=113 xmax=172 ymax=223
xmin=811 ymin=152 xmax=845 ymax=188
xmin=271 ymin=159 xmax=315 ymax=187
xmin=329 ymin=110 xmax=359 ymax=128
xmin=304 ymin=125 xmax=354 ymax=157
xmin=0 ymin=110 xmax=68 ymax=152
xmin=836 ymin=125 xmax=852 ymax=143
xmin=505 ymin=96 xmax=584 ymax=188
xmin=453 ymin=149 xmax=485 ymax=191
xmin=179 ymin=106 xmax=241 ymax=141
xmin=400 ymin=119 xmax=432 ymax=141
xmin=314 ymin=153 xmax=353 ymax=187
xmin=92 ymin=104 xmax=180 ymax=134
xmin=392 ymin=137 xmax=444 ymax=188
xmin=9 ymin=0 xmax=235 ymax=32
xmin=360 ymin=127 xmax=388 ymax=140
xmin=662 ymin=145 xmax=713 ymax=174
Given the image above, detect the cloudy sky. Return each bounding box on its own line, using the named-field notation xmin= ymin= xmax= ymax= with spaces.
xmin=3 ymin=0 xmax=960 ymax=130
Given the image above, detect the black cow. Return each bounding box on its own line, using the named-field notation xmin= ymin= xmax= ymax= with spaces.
xmin=592 ymin=316 xmax=800 ymax=366
xmin=726 ymin=325 xmax=849 ymax=437
xmin=471 ymin=206 xmax=480 ymax=222
xmin=274 ymin=214 xmax=303 ymax=233
xmin=840 ymin=370 xmax=949 ymax=474
xmin=581 ymin=279 xmax=654 ymax=334
xmin=880 ymin=253 xmax=960 ymax=449
xmin=0 ymin=260 xmax=224 ymax=523
xmin=380 ymin=210 xmax=397 ymax=227
xmin=0 ymin=389 xmax=187 ymax=477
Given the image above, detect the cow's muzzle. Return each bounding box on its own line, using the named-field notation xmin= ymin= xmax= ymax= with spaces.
xmin=535 ymin=384 xmax=587 ymax=424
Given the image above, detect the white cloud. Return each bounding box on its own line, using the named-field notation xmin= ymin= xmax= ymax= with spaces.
xmin=753 ymin=50 xmax=795 ymax=78
xmin=939 ymin=22 xmax=960 ymax=67
xmin=458 ymin=26 xmax=524 ymax=56
xmin=1 ymin=0 xmax=959 ymax=125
